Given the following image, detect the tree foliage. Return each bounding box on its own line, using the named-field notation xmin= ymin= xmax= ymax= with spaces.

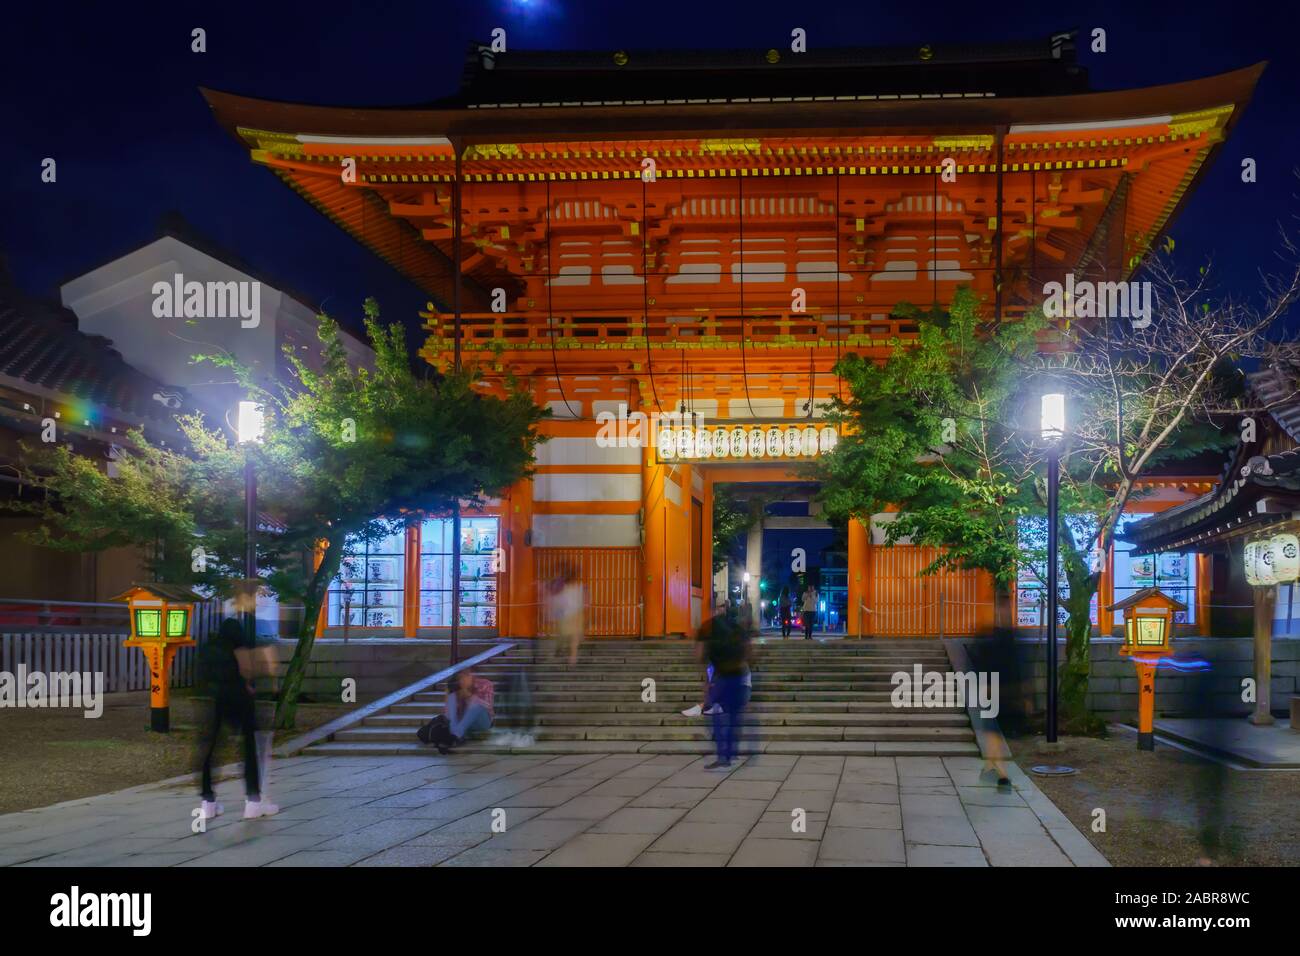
xmin=15 ymin=299 xmax=548 ymax=727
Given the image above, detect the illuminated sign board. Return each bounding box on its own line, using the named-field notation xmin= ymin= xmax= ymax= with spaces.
xmin=656 ymin=424 xmax=838 ymax=463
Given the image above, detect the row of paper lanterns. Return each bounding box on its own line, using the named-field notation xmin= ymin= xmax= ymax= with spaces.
xmin=1244 ymin=533 xmax=1300 ymax=586
xmin=658 ymin=425 xmax=838 ymax=461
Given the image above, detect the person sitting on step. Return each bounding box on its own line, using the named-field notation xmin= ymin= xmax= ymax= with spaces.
xmin=443 ymin=668 xmax=495 ymax=752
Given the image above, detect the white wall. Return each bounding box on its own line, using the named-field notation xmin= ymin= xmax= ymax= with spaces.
xmin=61 ymin=236 xmax=373 ymax=426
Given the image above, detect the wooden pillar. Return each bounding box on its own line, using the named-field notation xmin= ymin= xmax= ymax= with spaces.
xmin=847 ymin=517 xmax=870 ymax=638
xmin=402 ymin=523 xmax=419 ymax=638
xmin=1097 ymin=545 xmax=1115 ymax=637
xmin=1250 ymin=585 xmax=1276 ymax=725
xmin=1195 ymin=553 xmax=1212 ymax=636
xmin=313 ymin=539 xmax=329 ymax=638
xmin=506 ymin=479 xmax=536 ymax=639
xmin=642 ymin=446 xmax=668 ymax=638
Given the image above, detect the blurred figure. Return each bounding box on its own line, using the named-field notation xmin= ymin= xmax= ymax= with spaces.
xmin=1186 ymin=657 xmax=1232 ymax=865
xmin=494 ymin=664 xmax=535 ymax=749
xmin=779 ymin=587 xmax=793 ymax=639
xmin=703 ymin=613 xmax=752 ymax=770
xmin=196 ymin=589 xmax=278 ymax=821
xmin=442 ymin=667 xmax=495 ymax=754
xmin=681 ymin=625 xmax=723 ymax=718
xmin=801 ymin=584 xmax=818 ymax=640
xmin=549 ymin=566 xmax=585 ymax=666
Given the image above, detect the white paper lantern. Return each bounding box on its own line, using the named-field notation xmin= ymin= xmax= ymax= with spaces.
xmin=748 ymin=430 xmax=765 ymax=458
xmin=1244 ymin=541 xmax=1260 ymax=586
xmin=730 ymin=427 xmax=747 ymax=458
xmin=696 ymin=428 xmax=713 ymax=459
xmin=766 ymin=427 xmax=783 ymax=457
xmin=1257 ymin=539 xmax=1279 ymax=586
xmin=784 ymin=429 xmax=801 ymax=457
xmin=658 ymin=428 xmax=676 ymax=460
xmin=710 ymin=429 xmax=727 ymax=458
xmin=819 ymin=426 xmax=838 ymax=454
xmin=1271 ymin=533 xmax=1300 ymax=583
xmin=801 ymin=427 xmax=818 ymax=457
xmin=677 ymin=427 xmax=693 ymax=458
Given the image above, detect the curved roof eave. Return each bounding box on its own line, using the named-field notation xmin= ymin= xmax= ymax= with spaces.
xmin=200 ymin=62 xmax=1266 ymax=145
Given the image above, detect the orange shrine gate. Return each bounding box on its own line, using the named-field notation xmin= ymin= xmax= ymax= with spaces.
xmin=206 ymin=34 xmax=1255 ymax=639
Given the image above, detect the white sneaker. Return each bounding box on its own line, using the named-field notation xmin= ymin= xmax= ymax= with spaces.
xmin=199 ymin=800 xmax=223 ymax=820
xmin=680 ymin=704 xmax=703 ymax=717
xmin=488 ymin=731 xmax=514 ymax=747
xmin=514 ymin=733 xmax=535 ymax=748
xmin=243 ymin=799 xmax=280 ymax=819
xmin=703 ymin=704 xmax=724 ymax=716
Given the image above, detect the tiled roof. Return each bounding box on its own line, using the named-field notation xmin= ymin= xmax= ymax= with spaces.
xmin=1125 ymin=368 xmax=1300 ymax=553
xmin=0 ymin=285 xmax=192 ymax=425
xmin=446 ymin=32 xmax=1089 ymax=108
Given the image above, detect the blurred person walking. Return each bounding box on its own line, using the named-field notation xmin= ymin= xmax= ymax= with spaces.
xmin=801 ymin=584 xmax=818 ymax=640
xmin=778 ymin=586 xmax=793 ymax=638
xmin=703 ymin=613 xmax=752 ymax=770
xmin=196 ymin=590 xmax=278 ymax=821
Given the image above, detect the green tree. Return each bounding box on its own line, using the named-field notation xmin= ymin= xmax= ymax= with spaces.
xmin=15 ymin=300 xmax=548 ymax=728
xmin=816 ymin=289 xmax=1045 ymax=629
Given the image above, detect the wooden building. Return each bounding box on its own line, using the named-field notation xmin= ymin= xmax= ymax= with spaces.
xmin=203 ymin=32 xmax=1262 ymax=639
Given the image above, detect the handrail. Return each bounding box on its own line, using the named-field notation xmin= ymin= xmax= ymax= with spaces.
xmin=273 ymin=641 xmax=516 ymax=758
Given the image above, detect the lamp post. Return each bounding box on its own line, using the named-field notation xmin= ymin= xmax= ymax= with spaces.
xmin=236 ymin=400 xmax=265 ymax=642
xmin=1041 ymin=393 xmax=1065 ymax=743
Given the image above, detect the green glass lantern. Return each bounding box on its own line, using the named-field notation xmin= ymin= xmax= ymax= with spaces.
xmin=134 ymin=607 xmax=162 ymax=638
xmin=166 ymin=608 xmax=189 ymax=639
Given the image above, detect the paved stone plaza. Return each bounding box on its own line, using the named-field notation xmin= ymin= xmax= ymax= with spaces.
xmin=0 ymin=753 xmax=1107 ymax=867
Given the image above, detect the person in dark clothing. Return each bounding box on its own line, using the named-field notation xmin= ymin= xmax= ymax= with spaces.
xmin=702 ymin=614 xmax=751 ymax=770
xmin=778 ymin=587 xmax=793 ymax=639
xmin=197 ymin=614 xmax=278 ymax=820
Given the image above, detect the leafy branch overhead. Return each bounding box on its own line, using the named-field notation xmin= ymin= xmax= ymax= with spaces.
xmin=14 ymin=298 xmax=549 ymax=729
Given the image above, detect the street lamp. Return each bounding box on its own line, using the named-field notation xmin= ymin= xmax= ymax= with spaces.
xmin=237 ymin=400 xmax=264 ymax=642
xmin=1041 ymin=392 xmax=1065 ymax=743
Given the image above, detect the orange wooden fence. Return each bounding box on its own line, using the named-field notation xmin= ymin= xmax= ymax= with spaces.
xmin=868 ymin=545 xmax=979 ymax=637
xmin=535 ymin=547 xmax=640 ymax=637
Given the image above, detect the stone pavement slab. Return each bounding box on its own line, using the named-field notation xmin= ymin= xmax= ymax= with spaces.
xmin=0 ymin=749 xmax=1106 ymax=867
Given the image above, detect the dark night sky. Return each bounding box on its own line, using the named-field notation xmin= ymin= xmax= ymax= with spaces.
xmin=3 ymin=0 xmax=1298 ymax=347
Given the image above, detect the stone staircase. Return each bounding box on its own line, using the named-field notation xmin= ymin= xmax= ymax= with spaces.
xmin=302 ymin=638 xmax=980 ymax=757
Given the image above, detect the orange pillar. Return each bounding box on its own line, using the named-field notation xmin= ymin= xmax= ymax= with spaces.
xmin=974 ymin=570 xmax=996 ymax=636
xmin=665 ymin=463 xmax=692 ymax=637
xmin=501 ymin=479 xmax=536 ymax=639
xmin=403 ymin=524 xmax=419 ymax=637
xmin=1195 ymin=553 xmax=1212 ymax=636
xmin=1135 ymin=659 xmax=1157 ymax=750
xmin=641 ymin=444 xmax=669 ymax=639
xmin=313 ymin=539 xmax=329 ymax=638
xmin=847 ymin=517 xmax=869 ymax=638
xmin=702 ymin=471 xmax=715 ymax=621
xmin=1097 ymin=545 xmax=1115 ymax=637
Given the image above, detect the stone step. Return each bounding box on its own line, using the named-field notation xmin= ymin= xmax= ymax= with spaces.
xmin=334 ymin=724 xmax=975 ymax=743
xmin=366 ymin=711 xmax=969 ymax=728
xmin=388 ymin=701 xmax=966 ymax=716
xmin=302 ymin=739 xmax=982 ymax=757
xmin=410 ymin=690 xmax=919 ymax=703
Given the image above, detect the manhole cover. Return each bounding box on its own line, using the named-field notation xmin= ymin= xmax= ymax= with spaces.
xmin=1030 ymin=765 xmax=1077 ymax=776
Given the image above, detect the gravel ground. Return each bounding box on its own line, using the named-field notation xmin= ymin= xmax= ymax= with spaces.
xmin=1005 ymin=728 xmax=1300 ymax=866
xmin=0 ymin=691 xmax=356 ymax=815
